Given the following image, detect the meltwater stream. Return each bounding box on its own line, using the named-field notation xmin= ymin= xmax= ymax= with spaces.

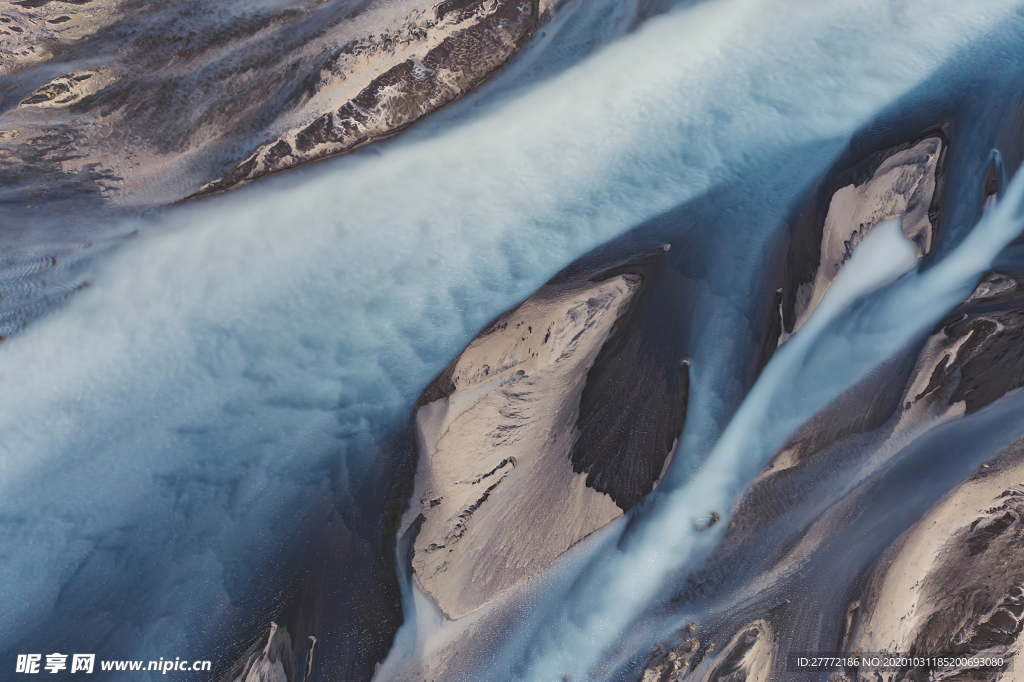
xmin=3 ymin=0 xmax=1024 ymax=680
xmin=502 ymin=169 xmax=1024 ymax=682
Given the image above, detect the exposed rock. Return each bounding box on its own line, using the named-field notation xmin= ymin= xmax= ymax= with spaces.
xmin=778 ymin=134 xmax=946 ymax=344
xmin=0 ymin=1 xmax=121 ymax=76
xmin=843 ymin=453 xmax=1024 ymax=681
xmin=407 ymin=248 xmax=687 ymax=618
xmin=223 ymin=622 xmax=303 ymax=682
xmin=639 ymin=118 xmax=1020 ymax=682
xmin=0 ymin=0 xmax=560 ymax=206
xmin=641 ymin=621 xmax=774 ymax=682
xmin=198 ymin=0 xmax=547 ymax=194
xmin=18 ymin=69 xmax=116 ymax=108
xmin=751 ymin=135 xmax=949 ymax=472
xmin=910 ymin=270 xmax=1024 ymax=414
xmin=412 ymin=275 xmax=634 ymax=618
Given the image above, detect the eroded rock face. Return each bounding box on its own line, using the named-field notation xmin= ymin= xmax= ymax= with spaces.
xmin=723 ymin=269 xmax=1024 ymax=682
xmin=761 ymin=268 xmax=1024 ymax=478
xmin=843 ymin=457 xmax=1024 ymax=681
xmin=778 ymin=135 xmax=946 ymax=343
xmin=407 ymin=248 xmax=688 ymax=619
xmin=0 ymin=0 xmax=557 ymax=207
xmin=911 ymin=271 xmax=1024 ymax=415
xmin=412 ymin=276 xmax=634 ymax=619
xmin=222 ymin=622 xmax=315 ymax=682
xmin=198 ymin=0 xmax=548 ymax=195
xmin=0 ymin=1 xmax=121 ymax=76
xmin=642 ymin=621 xmax=775 ymax=682
xmin=745 ymin=135 xmax=949 ymax=469
xmin=0 ymin=0 xmax=561 ymax=340
xmin=630 ymin=122 xmax=1020 ymax=682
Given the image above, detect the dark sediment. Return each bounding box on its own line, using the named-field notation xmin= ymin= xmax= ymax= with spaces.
xmin=571 ymin=251 xmax=691 ymax=510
